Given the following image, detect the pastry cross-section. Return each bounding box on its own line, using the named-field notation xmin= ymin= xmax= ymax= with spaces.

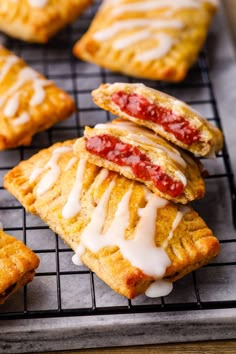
xmin=73 ymin=0 xmax=218 ymax=81
xmin=0 ymin=46 xmax=76 ymax=150
xmin=92 ymin=83 xmax=224 ymax=157
xmin=4 ymin=140 xmax=220 ymax=299
xmin=0 ymin=229 xmax=39 ymax=304
xmin=74 ymin=119 xmax=205 ymax=204
xmin=0 ymin=0 xmax=93 ymax=43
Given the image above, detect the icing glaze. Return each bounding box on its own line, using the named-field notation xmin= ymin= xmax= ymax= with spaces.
xmin=30 ymin=146 xmax=73 ymax=197
xmin=0 ymin=58 xmax=50 ymax=125
xmin=75 ymin=183 xmax=171 ymax=279
xmin=62 ymin=159 xmax=87 ymax=219
xmin=145 ymin=279 xmax=173 ymax=298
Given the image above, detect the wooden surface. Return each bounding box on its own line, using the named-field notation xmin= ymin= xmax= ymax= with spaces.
xmin=37 ymin=340 xmax=236 ymax=354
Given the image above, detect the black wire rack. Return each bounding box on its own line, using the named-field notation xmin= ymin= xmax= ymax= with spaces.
xmin=0 ymin=1 xmax=236 ymax=321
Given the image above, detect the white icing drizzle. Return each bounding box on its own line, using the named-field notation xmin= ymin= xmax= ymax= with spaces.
xmin=65 ymin=156 xmax=78 ymax=171
xmin=0 ymin=55 xmax=19 ymax=83
xmin=28 ymin=0 xmax=48 ymax=7
xmin=30 ymin=79 xmax=50 ymax=106
xmin=12 ymin=112 xmax=30 ymax=126
xmin=0 ymin=63 xmax=50 ymax=125
xmin=162 ymin=205 xmax=191 ymax=249
xmin=112 ymin=0 xmax=201 ymax=17
xmin=62 ymin=159 xmax=87 ymax=220
xmin=4 ymin=93 xmax=20 ymax=118
xmin=136 ymin=33 xmax=175 ymax=62
xmin=29 ymin=146 xmax=72 ymax=197
xmin=75 ymin=183 xmax=171 ymax=279
xmin=93 ymin=19 xmax=184 ymax=41
xmin=10 ymin=0 xmax=48 ymax=7
xmin=145 ymin=280 xmax=173 ymax=298
xmin=113 ymin=30 xmax=152 ymax=50
xmin=72 ymin=244 xmax=85 ymax=266
xmin=93 ymin=0 xmax=209 ymax=60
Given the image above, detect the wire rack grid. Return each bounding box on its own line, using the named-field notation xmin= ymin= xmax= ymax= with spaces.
xmin=0 ymin=1 xmax=236 ymax=320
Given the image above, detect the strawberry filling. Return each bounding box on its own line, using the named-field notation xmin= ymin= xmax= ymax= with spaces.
xmin=112 ymin=91 xmax=200 ymax=146
xmin=85 ymin=134 xmax=184 ymax=198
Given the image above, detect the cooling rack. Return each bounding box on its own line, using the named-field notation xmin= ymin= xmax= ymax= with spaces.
xmin=0 ymin=0 xmax=236 ymax=321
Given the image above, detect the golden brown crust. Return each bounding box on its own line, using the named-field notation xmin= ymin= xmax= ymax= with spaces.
xmin=74 ymin=122 xmax=205 ymax=204
xmin=4 ymin=139 xmax=220 ymax=299
xmin=92 ymin=83 xmax=224 ymax=157
xmin=0 ymin=229 xmax=40 ymax=304
xmin=73 ymin=0 xmax=218 ymax=82
xmin=0 ymin=0 xmax=93 ymax=43
xmin=0 ymin=46 xmax=76 ymax=150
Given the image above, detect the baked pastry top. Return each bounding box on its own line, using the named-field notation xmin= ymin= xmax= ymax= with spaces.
xmin=0 ymin=46 xmax=76 ymax=150
xmin=0 ymin=0 xmax=93 ymax=43
xmin=92 ymin=83 xmax=224 ymax=157
xmin=73 ymin=0 xmax=218 ymax=81
xmin=74 ymin=119 xmax=205 ymax=204
xmin=4 ymin=139 xmax=220 ymax=299
xmin=0 ymin=228 xmax=39 ymax=304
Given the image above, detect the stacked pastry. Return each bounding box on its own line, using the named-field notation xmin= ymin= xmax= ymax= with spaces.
xmin=4 ymin=83 xmax=223 ymax=299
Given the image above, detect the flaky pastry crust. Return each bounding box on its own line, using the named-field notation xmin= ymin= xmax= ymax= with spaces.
xmin=74 ymin=121 xmax=205 ymax=204
xmin=0 ymin=0 xmax=93 ymax=43
xmin=4 ymin=140 xmax=220 ymax=299
xmin=0 ymin=46 xmax=76 ymax=150
xmin=73 ymin=0 xmax=218 ymax=82
xmin=92 ymin=83 xmax=224 ymax=157
xmin=0 ymin=229 xmax=39 ymax=304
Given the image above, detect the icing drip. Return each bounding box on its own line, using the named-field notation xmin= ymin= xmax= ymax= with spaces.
xmin=94 ymin=19 xmax=184 ymax=41
xmin=75 ymin=183 xmax=171 ymax=279
xmin=28 ymin=0 xmax=48 ymax=7
xmin=12 ymin=112 xmax=30 ymax=125
xmin=65 ymin=157 xmax=78 ymax=171
xmin=145 ymin=279 xmax=173 ymax=298
xmin=136 ymin=33 xmax=175 ymax=62
xmin=112 ymin=0 xmax=201 ymax=17
xmin=0 ymin=55 xmax=19 ymax=83
xmin=4 ymin=93 xmax=20 ymax=118
xmin=62 ymin=159 xmax=87 ymax=219
xmin=10 ymin=0 xmax=48 ymax=7
xmin=29 ymin=147 xmax=72 ymax=197
xmin=162 ymin=205 xmax=191 ymax=249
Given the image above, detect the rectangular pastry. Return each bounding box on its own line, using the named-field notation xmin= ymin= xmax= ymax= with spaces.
xmin=0 ymin=46 xmax=76 ymax=150
xmin=74 ymin=119 xmax=205 ymax=204
xmin=0 ymin=0 xmax=93 ymax=43
xmin=92 ymin=83 xmax=224 ymax=157
xmin=0 ymin=228 xmax=39 ymax=304
xmin=73 ymin=0 xmax=218 ymax=82
xmin=4 ymin=140 xmax=220 ymax=299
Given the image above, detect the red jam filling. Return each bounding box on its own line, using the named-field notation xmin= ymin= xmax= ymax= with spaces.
xmin=86 ymin=135 xmax=184 ymax=198
xmin=112 ymin=91 xmax=200 ymax=146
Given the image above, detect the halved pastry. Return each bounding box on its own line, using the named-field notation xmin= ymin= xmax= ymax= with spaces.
xmin=73 ymin=119 xmax=205 ymax=204
xmin=0 ymin=229 xmax=39 ymax=304
xmin=92 ymin=83 xmax=224 ymax=157
xmin=0 ymin=46 xmax=76 ymax=150
xmin=73 ymin=0 xmax=218 ymax=82
xmin=4 ymin=140 xmax=220 ymax=299
xmin=0 ymin=0 xmax=92 ymax=43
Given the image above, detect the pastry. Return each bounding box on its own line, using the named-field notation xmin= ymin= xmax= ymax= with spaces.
xmin=0 ymin=0 xmax=93 ymax=43
xmin=73 ymin=0 xmax=218 ymax=82
xmin=92 ymin=83 xmax=224 ymax=157
xmin=0 ymin=228 xmax=39 ymax=304
xmin=4 ymin=140 xmax=220 ymax=299
xmin=0 ymin=46 xmax=76 ymax=150
xmin=74 ymin=119 xmax=205 ymax=204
